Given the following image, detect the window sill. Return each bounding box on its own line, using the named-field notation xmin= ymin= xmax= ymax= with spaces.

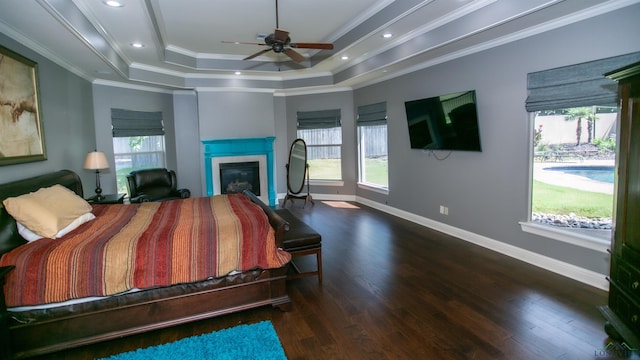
xmin=520 ymin=221 xmax=610 ymax=253
xmin=357 ymin=182 xmax=389 ymax=195
xmin=309 ymin=180 xmax=344 ymax=187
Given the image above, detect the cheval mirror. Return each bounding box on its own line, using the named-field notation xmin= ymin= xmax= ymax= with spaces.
xmin=283 ymin=138 xmax=313 ymax=207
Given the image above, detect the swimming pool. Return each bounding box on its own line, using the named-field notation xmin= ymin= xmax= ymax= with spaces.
xmin=544 ymin=166 xmax=614 ymax=183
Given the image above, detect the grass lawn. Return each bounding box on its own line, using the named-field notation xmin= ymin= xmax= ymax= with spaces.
xmin=116 ymin=167 xmax=137 ymax=194
xmin=532 ymin=180 xmax=613 ymax=218
xmin=307 ymin=160 xmax=610 ymax=218
xmin=307 ymin=158 xmax=388 ymax=187
xmin=364 ymin=158 xmax=388 ymax=187
xmin=307 ymin=159 xmax=342 ymax=180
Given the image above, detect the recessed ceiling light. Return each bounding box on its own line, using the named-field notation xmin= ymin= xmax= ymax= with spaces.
xmin=104 ymin=1 xmax=124 ymax=7
xmin=382 ymin=33 xmax=393 ymax=38
xmin=130 ymin=42 xmax=144 ymax=48
xmin=235 ymin=71 xmax=242 ymax=75
xmin=341 ymin=56 xmax=349 ymax=60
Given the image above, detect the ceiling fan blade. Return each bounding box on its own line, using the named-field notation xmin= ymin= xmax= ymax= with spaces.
xmin=274 ymin=28 xmax=290 ymax=43
xmin=244 ymin=48 xmax=272 ymax=60
xmin=290 ymin=42 xmax=334 ymax=50
xmin=283 ymin=48 xmax=305 ymax=63
xmin=222 ymin=40 xmax=267 ymax=46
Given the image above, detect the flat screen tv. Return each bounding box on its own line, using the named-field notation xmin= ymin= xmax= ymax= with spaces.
xmin=404 ymin=90 xmax=482 ymax=151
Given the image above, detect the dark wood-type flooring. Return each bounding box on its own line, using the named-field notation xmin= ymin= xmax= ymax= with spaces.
xmin=32 ymin=200 xmax=634 ymax=359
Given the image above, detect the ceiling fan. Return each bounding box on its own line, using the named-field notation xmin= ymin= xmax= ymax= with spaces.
xmin=223 ymin=0 xmax=334 ymax=63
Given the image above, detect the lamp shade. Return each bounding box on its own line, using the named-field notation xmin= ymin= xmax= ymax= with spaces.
xmin=84 ymin=151 xmax=109 ymax=170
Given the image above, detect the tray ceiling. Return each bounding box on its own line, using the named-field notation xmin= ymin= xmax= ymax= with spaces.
xmin=0 ymin=0 xmax=636 ymax=91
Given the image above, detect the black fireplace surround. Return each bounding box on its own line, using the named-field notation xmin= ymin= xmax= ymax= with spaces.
xmin=219 ymin=161 xmax=260 ymax=196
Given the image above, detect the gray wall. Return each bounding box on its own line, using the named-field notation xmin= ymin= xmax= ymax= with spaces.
xmin=281 ymin=90 xmax=356 ymax=196
xmin=273 ymin=95 xmax=289 ymax=195
xmin=353 ymin=5 xmax=640 ymax=275
xmin=197 ymin=90 xmax=275 ymax=139
xmin=91 ymin=84 xmax=176 ymax=195
xmin=2 ymin=4 xmax=639 ymax=281
xmin=173 ymin=91 xmax=202 ymax=197
xmin=195 ymin=90 xmax=281 ymax=196
xmin=0 ymin=33 xmax=95 ymax=191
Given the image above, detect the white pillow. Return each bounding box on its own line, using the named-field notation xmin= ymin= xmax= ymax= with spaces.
xmin=17 ymin=212 xmax=96 ymax=242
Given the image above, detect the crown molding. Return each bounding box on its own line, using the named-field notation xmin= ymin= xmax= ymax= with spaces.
xmin=0 ymin=21 xmax=92 ymax=81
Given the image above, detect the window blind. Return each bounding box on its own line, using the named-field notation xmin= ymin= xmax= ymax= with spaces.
xmin=296 ymin=109 xmax=341 ymax=130
xmin=111 ymin=108 xmax=164 ymax=137
xmin=357 ymin=102 xmax=387 ymax=126
xmin=525 ymin=51 xmax=640 ymax=112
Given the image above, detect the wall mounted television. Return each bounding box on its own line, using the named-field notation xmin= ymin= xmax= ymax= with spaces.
xmin=404 ymin=90 xmax=482 ymax=152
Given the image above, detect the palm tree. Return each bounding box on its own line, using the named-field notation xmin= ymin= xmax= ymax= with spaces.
xmin=586 ymin=110 xmax=598 ymax=144
xmin=564 ymin=107 xmax=592 ymax=145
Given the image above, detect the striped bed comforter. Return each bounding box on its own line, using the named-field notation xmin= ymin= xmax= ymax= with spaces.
xmin=0 ymin=194 xmax=291 ymax=307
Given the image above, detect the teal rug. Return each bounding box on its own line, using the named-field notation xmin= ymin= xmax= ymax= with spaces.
xmin=99 ymin=321 xmax=287 ymax=360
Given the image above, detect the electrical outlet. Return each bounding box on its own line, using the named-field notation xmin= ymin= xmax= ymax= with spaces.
xmin=440 ymin=205 xmax=449 ymax=215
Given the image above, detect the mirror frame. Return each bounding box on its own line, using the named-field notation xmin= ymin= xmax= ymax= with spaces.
xmin=286 ymin=138 xmax=307 ymax=195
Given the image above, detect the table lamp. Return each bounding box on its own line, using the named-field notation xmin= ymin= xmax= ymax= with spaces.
xmin=84 ymin=150 xmax=109 ymax=200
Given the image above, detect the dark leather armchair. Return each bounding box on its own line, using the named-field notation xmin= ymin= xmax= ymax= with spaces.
xmin=126 ymin=168 xmax=190 ymax=203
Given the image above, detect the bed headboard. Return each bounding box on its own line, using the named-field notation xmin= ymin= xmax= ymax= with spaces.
xmin=0 ymin=170 xmax=84 ymax=256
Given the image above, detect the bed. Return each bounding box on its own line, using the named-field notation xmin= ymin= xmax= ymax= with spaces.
xmin=0 ymin=170 xmax=292 ymax=359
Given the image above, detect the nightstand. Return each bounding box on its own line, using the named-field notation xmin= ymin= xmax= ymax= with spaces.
xmin=86 ymin=193 xmax=126 ymax=204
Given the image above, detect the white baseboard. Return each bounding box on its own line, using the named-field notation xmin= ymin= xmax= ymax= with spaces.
xmin=278 ymin=193 xmax=608 ymax=290
xmin=354 ymin=197 xmax=609 ymax=291
xmin=277 ymin=193 xmax=356 ymax=202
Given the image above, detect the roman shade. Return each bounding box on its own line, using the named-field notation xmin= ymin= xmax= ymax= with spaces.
xmin=111 ymin=108 xmax=164 ymax=137
xmin=525 ymin=51 xmax=640 ymax=112
xmin=296 ymin=109 xmax=341 ymax=130
xmin=357 ymin=102 xmax=387 ymax=126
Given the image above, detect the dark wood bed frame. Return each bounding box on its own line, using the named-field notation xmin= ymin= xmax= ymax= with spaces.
xmin=0 ymin=170 xmax=291 ymax=359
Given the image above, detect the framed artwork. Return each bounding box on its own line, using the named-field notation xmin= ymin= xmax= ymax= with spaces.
xmin=0 ymin=45 xmax=46 ymax=166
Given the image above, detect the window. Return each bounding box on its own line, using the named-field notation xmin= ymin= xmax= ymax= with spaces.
xmin=531 ymin=107 xmax=616 ymax=241
xmin=357 ymin=102 xmax=388 ymax=189
xmin=111 ymin=109 xmax=166 ymax=194
xmin=296 ymin=109 xmax=342 ymax=181
xmin=523 ymin=51 xmax=640 ymax=247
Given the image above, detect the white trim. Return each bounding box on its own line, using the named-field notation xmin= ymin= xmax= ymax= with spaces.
xmin=92 ymin=79 xmax=175 ymax=94
xmin=283 ymin=193 xmax=609 ymax=289
xmin=273 ymin=86 xmax=353 ymax=97
xmin=357 ymin=182 xmax=389 ymax=195
xmin=277 ymin=193 xmax=356 ymax=202
xmin=0 ymin=21 xmax=90 ymax=81
xmin=314 ymin=193 xmax=357 ymax=202
xmin=352 ymin=0 xmax=640 ymax=90
xmin=520 ymin=221 xmax=610 ymax=253
xmin=309 ymin=180 xmax=345 ymax=187
xmin=186 ymin=71 xmax=283 ymax=82
xmin=355 ymin=196 xmax=609 ymax=291
xmin=194 ymin=87 xmax=276 ymax=94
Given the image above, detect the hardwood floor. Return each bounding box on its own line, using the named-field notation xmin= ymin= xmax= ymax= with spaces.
xmin=35 ymin=200 xmax=631 ymax=359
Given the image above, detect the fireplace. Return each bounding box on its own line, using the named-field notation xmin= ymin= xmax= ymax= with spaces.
xmin=202 ymin=137 xmax=276 ymax=206
xmin=219 ymin=161 xmax=260 ymax=195
xmin=211 ymin=155 xmax=268 ymax=203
